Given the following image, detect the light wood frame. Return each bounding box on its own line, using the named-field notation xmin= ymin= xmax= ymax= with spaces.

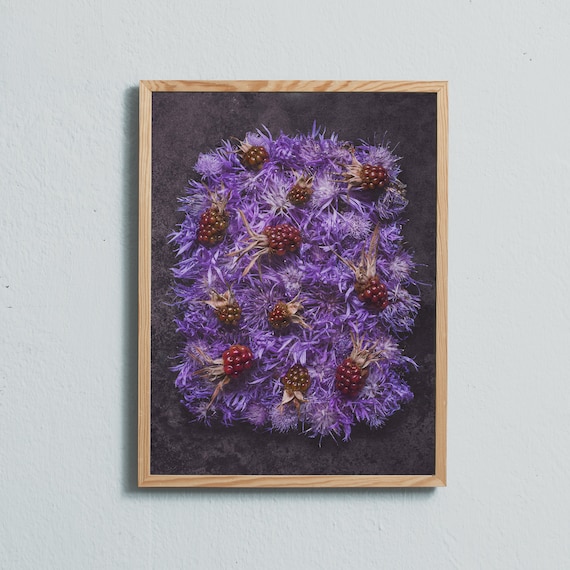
xmin=138 ymin=80 xmax=448 ymax=488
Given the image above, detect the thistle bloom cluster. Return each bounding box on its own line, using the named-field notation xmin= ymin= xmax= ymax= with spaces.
xmin=170 ymin=125 xmax=421 ymax=441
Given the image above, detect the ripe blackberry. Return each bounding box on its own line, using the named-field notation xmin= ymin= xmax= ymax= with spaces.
xmin=356 ymin=275 xmax=389 ymax=311
xmin=197 ymin=208 xmax=229 ymax=246
xmin=241 ymin=145 xmax=269 ymax=170
xmin=263 ymin=224 xmax=302 ymax=256
xmin=222 ymin=344 xmax=253 ymax=377
xmin=335 ymin=357 xmax=368 ymax=396
xmin=360 ymin=164 xmax=389 ymax=191
xmin=282 ymin=364 xmax=311 ymax=394
xmin=268 ymin=302 xmax=291 ymax=329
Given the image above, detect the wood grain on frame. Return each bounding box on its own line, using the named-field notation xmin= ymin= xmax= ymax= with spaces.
xmin=141 ymin=80 xmax=446 ymax=94
xmin=138 ymin=81 xmax=152 ymax=487
xmin=138 ymin=80 xmax=448 ymax=488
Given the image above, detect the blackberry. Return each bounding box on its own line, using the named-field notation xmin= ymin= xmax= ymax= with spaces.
xmin=222 ymin=344 xmax=253 ymax=377
xmin=242 ymin=145 xmax=269 ymax=170
xmin=263 ymin=224 xmax=302 ymax=256
xmin=343 ymin=156 xmax=392 ymax=193
xmin=288 ymin=178 xmax=313 ymax=206
xmin=282 ymin=364 xmax=311 ymax=393
xmin=197 ymin=207 xmax=229 ymax=246
xmin=197 ymin=343 xmax=254 ymax=409
xmin=228 ymin=212 xmax=303 ymax=276
xmin=335 ymin=334 xmax=383 ymax=397
xmin=268 ymin=302 xmax=291 ymax=329
xmin=268 ymin=297 xmax=309 ymax=330
xmin=217 ymin=304 xmax=242 ymax=326
xmin=334 ymin=225 xmax=389 ymax=311
xmin=360 ymin=164 xmax=389 ymax=191
xmin=204 ymin=289 xmax=242 ymax=326
xmin=335 ymin=357 xmax=368 ymax=396
xmin=356 ymin=275 xmax=389 ymax=311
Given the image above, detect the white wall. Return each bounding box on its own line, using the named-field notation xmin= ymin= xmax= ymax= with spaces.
xmin=2 ymin=1 xmax=569 ymax=568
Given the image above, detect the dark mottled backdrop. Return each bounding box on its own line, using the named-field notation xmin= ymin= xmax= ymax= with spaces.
xmin=150 ymin=91 xmax=437 ymax=475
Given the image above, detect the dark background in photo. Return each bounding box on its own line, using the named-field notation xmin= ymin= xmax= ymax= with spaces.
xmin=150 ymin=91 xmax=437 ymax=475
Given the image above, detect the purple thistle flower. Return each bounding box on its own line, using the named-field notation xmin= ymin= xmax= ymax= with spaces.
xmin=355 ymin=141 xmax=402 ymax=181
xmin=244 ymin=401 xmax=271 ymax=428
xmin=195 ymin=151 xmax=225 ymax=178
xmin=272 ymin=133 xmax=302 ymax=169
xmin=170 ymin=126 xmax=422 ymax=440
xmin=270 ymin=404 xmax=301 ymax=433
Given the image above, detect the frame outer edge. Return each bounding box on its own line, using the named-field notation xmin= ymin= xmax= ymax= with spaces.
xmin=137 ymin=80 xmax=449 ymax=488
xmin=138 ymin=81 xmax=153 ymax=486
xmin=435 ymin=82 xmax=448 ymax=486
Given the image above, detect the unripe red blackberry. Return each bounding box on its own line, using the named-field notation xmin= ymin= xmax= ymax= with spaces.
xmin=355 ymin=275 xmax=389 ymax=311
xmin=222 ymin=344 xmax=253 ymax=377
xmin=335 ymin=357 xmax=368 ymax=396
xmin=197 ymin=207 xmax=229 ymax=246
xmin=288 ymin=182 xmax=313 ymax=206
xmin=282 ymin=364 xmax=311 ymax=393
xmin=268 ymin=302 xmax=291 ymax=329
xmin=242 ymin=145 xmax=269 ymax=170
xmin=334 ymin=226 xmax=390 ymax=311
xmin=229 ymin=213 xmax=303 ymax=277
xmin=267 ymin=297 xmax=309 ymax=331
xmin=360 ymin=164 xmax=389 ymax=191
xmin=216 ymin=303 xmax=242 ymax=326
xmin=263 ymin=224 xmax=302 ymax=256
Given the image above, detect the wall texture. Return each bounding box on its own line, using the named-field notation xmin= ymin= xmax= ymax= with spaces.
xmin=1 ymin=1 xmax=569 ymax=568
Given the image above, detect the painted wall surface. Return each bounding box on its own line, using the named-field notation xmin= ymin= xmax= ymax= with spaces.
xmin=1 ymin=1 xmax=569 ymax=568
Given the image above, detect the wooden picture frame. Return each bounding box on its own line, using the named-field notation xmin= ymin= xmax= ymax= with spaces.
xmin=138 ymin=80 xmax=447 ymax=487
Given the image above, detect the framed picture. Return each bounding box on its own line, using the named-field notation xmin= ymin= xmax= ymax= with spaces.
xmin=138 ymin=80 xmax=447 ymax=487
